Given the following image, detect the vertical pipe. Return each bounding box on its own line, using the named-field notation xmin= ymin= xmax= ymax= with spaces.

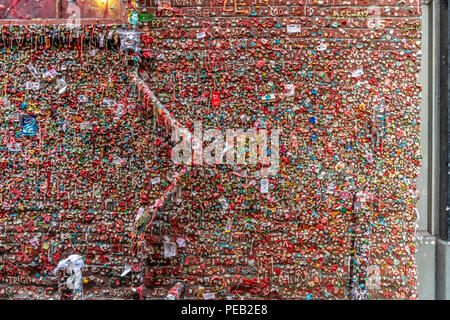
xmin=439 ymin=0 xmax=448 ymax=241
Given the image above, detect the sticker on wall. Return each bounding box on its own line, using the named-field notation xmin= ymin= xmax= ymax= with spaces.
xmin=352 ymin=69 xmax=364 ymax=78
xmin=196 ymin=32 xmax=206 ymax=39
xmin=19 ymin=101 xmax=28 ymax=110
xmin=158 ymin=0 xmax=172 ymax=10
xmin=285 ymin=84 xmax=295 ymax=97
xmin=261 ymin=179 xmax=269 ymax=193
xmin=366 ymin=265 xmax=381 ymax=290
xmin=129 ymin=11 xmax=139 ymax=25
xmin=211 ymin=91 xmax=221 ymax=106
xmin=287 ymin=25 xmax=301 ymax=33
xmin=176 ymin=237 xmax=186 ymax=248
xmin=218 ymin=197 xmax=229 ymax=210
xmin=138 ymin=13 xmax=153 ymax=22
xmin=56 ymin=78 xmax=68 ymax=94
xmin=317 ymin=44 xmax=327 ymax=51
xmin=43 ymin=68 xmax=57 ymax=79
xmin=7 ymin=142 xmax=21 ymax=152
xmin=21 ymin=115 xmax=37 ymax=136
xmin=164 ymin=241 xmax=177 ymax=258
xmin=203 ymin=292 xmax=216 ymax=300
xmin=261 ymin=93 xmax=276 ymax=102
xmin=25 ymin=81 xmax=40 ymax=91
xmin=27 ymin=64 xmax=40 ymax=79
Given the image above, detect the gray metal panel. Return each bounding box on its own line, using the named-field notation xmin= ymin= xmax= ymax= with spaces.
xmin=435 ymin=240 xmax=450 ymax=299
xmin=417 ymin=232 xmax=436 ymax=299
xmin=416 ymin=0 xmax=438 ymax=300
xmin=417 ymin=0 xmax=432 ymax=232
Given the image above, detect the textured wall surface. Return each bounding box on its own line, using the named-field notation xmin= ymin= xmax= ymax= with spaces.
xmin=0 ymin=0 xmax=422 ymax=300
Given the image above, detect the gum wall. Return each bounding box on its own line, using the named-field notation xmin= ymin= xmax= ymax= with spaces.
xmin=0 ymin=0 xmax=422 ymax=300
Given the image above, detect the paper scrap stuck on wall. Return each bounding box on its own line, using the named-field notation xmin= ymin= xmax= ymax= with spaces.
xmin=164 ymin=242 xmax=177 ymax=258
xmin=287 ymin=25 xmax=301 ymax=33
